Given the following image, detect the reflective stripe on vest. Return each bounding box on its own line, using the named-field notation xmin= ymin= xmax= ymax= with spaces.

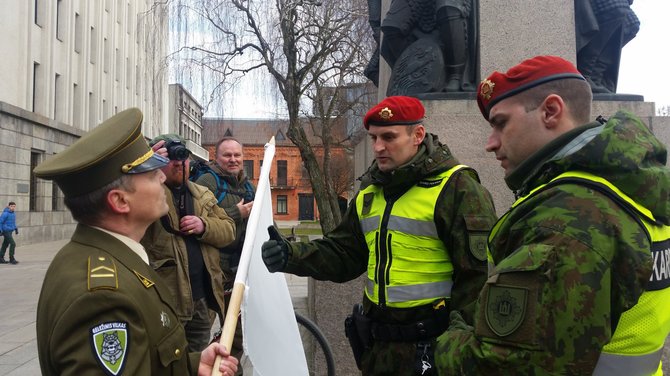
xmin=356 ymin=164 xmax=467 ymax=308
xmin=509 ymin=171 xmax=670 ymax=376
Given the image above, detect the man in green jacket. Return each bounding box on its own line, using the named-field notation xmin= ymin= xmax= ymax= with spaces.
xmin=34 ymin=109 xmax=238 ymax=376
xmin=142 ymin=134 xmax=236 ymax=352
xmin=262 ymin=96 xmax=497 ymax=375
xmin=435 ymin=55 xmax=670 ymax=375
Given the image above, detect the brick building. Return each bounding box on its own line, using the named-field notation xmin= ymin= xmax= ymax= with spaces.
xmin=202 ymin=118 xmax=352 ymax=222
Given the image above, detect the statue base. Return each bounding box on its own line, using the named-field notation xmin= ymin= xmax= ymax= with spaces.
xmin=593 ymin=93 xmax=644 ymax=102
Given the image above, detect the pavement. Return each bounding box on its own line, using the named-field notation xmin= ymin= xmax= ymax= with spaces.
xmin=0 ymin=239 xmax=308 ymax=376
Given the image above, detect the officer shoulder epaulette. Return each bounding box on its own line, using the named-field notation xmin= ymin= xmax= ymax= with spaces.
xmin=87 ymin=255 xmax=118 ymax=291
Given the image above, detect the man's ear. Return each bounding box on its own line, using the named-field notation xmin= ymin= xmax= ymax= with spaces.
xmin=541 ymin=94 xmax=565 ymax=129
xmin=414 ymin=124 xmax=426 ymax=145
xmin=106 ymin=189 xmax=131 ymax=214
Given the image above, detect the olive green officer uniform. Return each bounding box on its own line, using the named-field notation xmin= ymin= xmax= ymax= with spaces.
xmin=36 ymin=224 xmax=197 ymax=375
xmin=33 ymin=108 xmax=203 ymax=375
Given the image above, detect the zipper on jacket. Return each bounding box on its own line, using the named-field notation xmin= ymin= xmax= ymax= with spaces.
xmin=377 ymin=196 xmax=396 ymax=308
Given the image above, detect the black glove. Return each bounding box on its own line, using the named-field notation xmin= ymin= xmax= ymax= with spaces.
xmin=15 ymin=229 xmax=18 ymax=235
xmin=261 ymin=226 xmax=290 ymax=272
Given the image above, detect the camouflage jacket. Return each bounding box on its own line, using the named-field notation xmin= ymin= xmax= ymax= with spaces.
xmin=435 ymin=111 xmax=670 ymax=374
xmin=283 ymin=133 xmax=497 ymax=324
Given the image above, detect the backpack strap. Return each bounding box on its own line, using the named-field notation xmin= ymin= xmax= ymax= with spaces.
xmin=209 ymin=171 xmax=229 ymax=204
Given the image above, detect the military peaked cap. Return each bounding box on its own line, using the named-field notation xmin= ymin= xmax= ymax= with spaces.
xmin=34 ymin=108 xmax=169 ymax=197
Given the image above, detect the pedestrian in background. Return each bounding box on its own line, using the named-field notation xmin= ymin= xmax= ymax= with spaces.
xmin=0 ymin=201 xmax=19 ymax=264
xmin=435 ymin=55 xmax=670 ymax=375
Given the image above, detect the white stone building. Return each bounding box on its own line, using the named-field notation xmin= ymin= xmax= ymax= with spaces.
xmin=168 ymin=83 xmax=209 ymax=161
xmin=0 ymin=0 xmax=169 ymax=244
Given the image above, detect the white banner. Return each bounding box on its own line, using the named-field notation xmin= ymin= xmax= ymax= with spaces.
xmin=238 ymin=138 xmax=308 ymax=376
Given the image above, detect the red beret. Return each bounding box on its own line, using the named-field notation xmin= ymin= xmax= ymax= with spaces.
xmin=477 ymin=55 xmax=585 ymax=120
xmin=363 ymin=96 xmax=425 ymax=130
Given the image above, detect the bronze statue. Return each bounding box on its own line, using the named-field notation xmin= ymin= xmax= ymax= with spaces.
xmin=575 ymin=0 xmax=639 ymax=94
xmin=364 ymin=0 xmax=478 ymax=96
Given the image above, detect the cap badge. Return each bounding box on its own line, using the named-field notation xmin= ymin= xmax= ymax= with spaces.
xmin=480 ymin=79 xmax=495 ymax=100
xmin=379 ymin=107 xmax=394 ymax=120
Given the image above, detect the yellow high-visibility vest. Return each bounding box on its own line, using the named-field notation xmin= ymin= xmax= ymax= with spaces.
xmin=356 ymin=165 xmax=467 ymax=308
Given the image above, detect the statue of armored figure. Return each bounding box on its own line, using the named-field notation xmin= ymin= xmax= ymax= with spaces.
xmin=575 ymin=0 xmax=639 ymax=94
xmin=364 ymin=0 xmax=478 ymax=96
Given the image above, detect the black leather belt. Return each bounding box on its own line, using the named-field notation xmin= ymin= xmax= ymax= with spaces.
xmin=370 ymin=315 xmax=448 ymax=342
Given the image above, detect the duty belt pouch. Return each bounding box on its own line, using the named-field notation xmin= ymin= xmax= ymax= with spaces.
xmin=344 ymin=303 xmax=372 ymax=370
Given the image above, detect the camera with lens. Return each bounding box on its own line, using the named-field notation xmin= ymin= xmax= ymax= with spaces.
xmin=165 ymin=139 xmax=191 ymax=161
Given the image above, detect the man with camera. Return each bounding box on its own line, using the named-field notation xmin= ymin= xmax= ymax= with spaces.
xmin=142 ymin=134 xmax=236 ymax=351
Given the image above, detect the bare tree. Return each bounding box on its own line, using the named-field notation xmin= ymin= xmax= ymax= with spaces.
xmin=170 ymin=0 xmax=375 ymax=232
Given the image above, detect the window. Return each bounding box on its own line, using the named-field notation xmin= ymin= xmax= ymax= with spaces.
xmin=52 ymin=182 xmax=64 ymax=211
xmin=32 ymin=62 xmax=41 ymax=113
xmin=73 ymin=83 xmax=81 ymax=127
xmin=277 ymin=160 xmax=287 ymax=186
xmin=243 ymin=160 xmax=254 ymax=179
xmin=54 ymin=73 xmax=61 ymax=121
xmin=277 ymin=195 xmax=288 ymax=214
xmin=126 ymin=57 xmax=131 ymax=88
xmin=90 ymin=27 xmax=97 ymax=64
xmin=34 ymin=0 xmax=44 ymax=26
xmin=56 ymin=0 xmax=64 ymax=41
xmin=115 ymin=48 xmax=121 ymax=81
xmin=88 ymin=92 xmax=96 ymax=130
xmin=30 ymin=152 xmax=42 ymax=211
xmin=103 ymin=38 xmax=109 ymax=72
xmin=74 ymin=13 xmax=82 ymax=53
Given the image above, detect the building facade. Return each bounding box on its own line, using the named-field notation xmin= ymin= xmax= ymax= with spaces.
xmin=0 ymin=0 xmax=169 ymax=244
xmin=168 ymin=83 xmax=209 ymax=160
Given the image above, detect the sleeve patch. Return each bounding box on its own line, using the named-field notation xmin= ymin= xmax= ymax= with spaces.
xmin=90 ymin=321 xmax=129 ymax=376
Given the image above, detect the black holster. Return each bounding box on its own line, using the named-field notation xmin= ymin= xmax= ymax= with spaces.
xmin=344 ymin=303 xmax=372 ymax=370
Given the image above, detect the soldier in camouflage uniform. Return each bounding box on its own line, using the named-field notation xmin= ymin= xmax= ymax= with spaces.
xmin=262 ymin=96 xmax=497 ymax=375
xmin=435 ymin=56 xmax=670 ymax=375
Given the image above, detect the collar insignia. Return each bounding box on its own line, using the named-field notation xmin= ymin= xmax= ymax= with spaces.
xmin=379 ymin=107 xmax=393 ymax=120
xmin=480 ymin=79 xmax=495 ymax=100
xmin=133 ymin=270 xmax=154 ymax=288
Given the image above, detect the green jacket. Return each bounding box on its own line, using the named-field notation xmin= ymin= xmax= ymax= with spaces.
xmin=285 ymin=133 xmax=496 ymax=320
xmin=195 ymin=162 xmax=256 ymax=275
xmin=283 ymin=133 xmax=497 ymax=375
xmin=141 ymin=182 xmax=236 ymax=321
xmin=436 ymin=111 xmax=670 ymax=374
xmin=37 ymin=225 xmax=200 ymax=375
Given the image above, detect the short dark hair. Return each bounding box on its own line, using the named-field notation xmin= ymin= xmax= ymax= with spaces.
xmin=64 ymin=175 xmax=135 ymax=225
xmin=8 ymin=202 xmax=15 ymax=206
xmin=214 ymin=137 xmax=243 ymax=157
xmin=514 ymin=79 xmax=592 ymax=124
